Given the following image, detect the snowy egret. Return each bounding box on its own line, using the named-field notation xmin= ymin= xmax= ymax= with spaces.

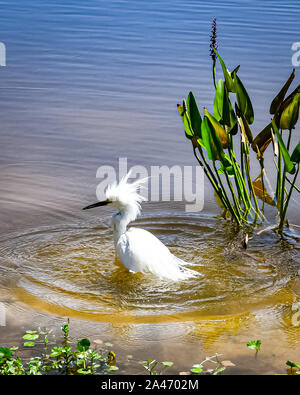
xmin=83 ymin=172 xmax=197 ymax=281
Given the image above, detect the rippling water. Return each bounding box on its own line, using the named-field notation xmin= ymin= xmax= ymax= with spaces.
xmin=0 ymin=0 xmax=300 ymax=374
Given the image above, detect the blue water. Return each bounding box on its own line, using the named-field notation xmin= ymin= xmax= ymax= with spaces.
xmin=0 ymin=0 xmax=299 ymax=228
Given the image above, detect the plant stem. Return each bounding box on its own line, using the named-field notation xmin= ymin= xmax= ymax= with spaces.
xmin=279 ymin=163 xmax=299 ymax=231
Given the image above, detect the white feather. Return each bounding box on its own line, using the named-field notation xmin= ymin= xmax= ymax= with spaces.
xmin=104 ymin=171 xmax=197 ymax=281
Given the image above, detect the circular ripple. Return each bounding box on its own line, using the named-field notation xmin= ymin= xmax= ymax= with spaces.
xmin=0 ymin=214 xmax=299 ymax=323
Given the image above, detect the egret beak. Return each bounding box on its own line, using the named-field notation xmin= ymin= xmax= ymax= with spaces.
xmin=82 ymin=199 xmax=111 ymax=210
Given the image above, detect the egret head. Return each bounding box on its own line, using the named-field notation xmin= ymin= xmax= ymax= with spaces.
xmin=83 ymin=171 xmax=147 ymax=221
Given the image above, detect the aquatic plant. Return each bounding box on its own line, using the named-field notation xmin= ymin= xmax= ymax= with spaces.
xmin=0 ymin=323 xmax=116 ymax=375
xmin=177 ymin=19 xmax=300 ymax=232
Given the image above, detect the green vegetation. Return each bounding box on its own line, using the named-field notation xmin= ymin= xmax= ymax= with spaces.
xmin=1 ymin=326 xmax=298 ymax=375
xmin=0 ymin=323 xmax=116 ymax=375
xmin=177 ymin=19 xmax=300 ymax=232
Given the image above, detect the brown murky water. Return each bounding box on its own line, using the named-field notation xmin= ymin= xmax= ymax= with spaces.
xmin=0 ymin=0 xmax=300 ymax=374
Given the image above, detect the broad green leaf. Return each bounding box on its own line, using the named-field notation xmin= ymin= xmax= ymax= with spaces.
xmin=270 ymin=69 xmax=295 ymax=114
xmin=24 ymin=342 xmax=35 ymax=347
xmin=204 ymin=108 xmax=228 ymax=148
xmin=177 ymin=103 xmax=194 ymax=140
xmin=0 ymin=347 xmax=12 ymax=359
xmin=23 ymin=334 xmax=39 ymax=341
xmin=234 ymin=72 xmax=254 ymax=124
xmin=190 ymin=368 xmax=203 ymax=374
xmin=77 ymin=338 xmax=90 ymax=352
xmin=213 ymin=80 xmax=230 ymax=127
xmin=201 ymin=116 xmax=219 ymax=161
xmin=214 ymin=49 xmax=235 ymax=92
xmin=279 ymin=92 xmax=300 ymax=130
xmin=49 ymin=347 xmax=63 ymax=358
xmin=186 ymin=91 xmax=202 ymax=137
xmin=272 ymin=120 xmax=295 ymax=174
xmin=291 ymin=142 xmax=300 ymax=163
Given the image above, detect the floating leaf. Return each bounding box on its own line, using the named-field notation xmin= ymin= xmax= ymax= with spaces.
xmin=24 ymin=342 xmax=35 ymax=347
xmin=270 ymin=69 xmax=295 ymax=114
xmin=162 ymin=361 xmax=174 ymax=367
xmin=23 ymin=334 xmax=39 ymax=341
xmin=234 ymin=72 xmax=254 ymax=124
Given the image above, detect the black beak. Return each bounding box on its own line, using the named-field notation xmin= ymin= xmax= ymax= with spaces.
xmin=82 ymin=200 xmax=111 ymax=210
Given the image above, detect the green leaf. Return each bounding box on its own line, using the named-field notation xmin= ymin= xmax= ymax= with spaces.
xmin=190 ymin=367 xmax=203 ymax=374
xmin=49 ymin=346 xmax=63 ymax=358
xmin=279 ymin=92 xmax=300 ymax=130
xmin=247 ymin=340 xmax=261 ymax=350
xmin=201 ymin=116 xmax=219 ymax=161
xmin=77 ymin=368 xmax=92 ymax=375
xmin=234 ymin=72 xmax=254 ymax=124
xmin=291 ymin=142 xmax=300 ymax=163
xmin=213 ymin=367 xmax=226 ymax=375
xmin=109 ymin=365 xmax=119 ymax=371
xmin=272 ymin=120 xmax=295 ymax=174
xmin=0 ymin=347 xmax=13 ymax=359
xmin=25 ymin=330 xmax=38 ymax=334
xmin=204 ymin=108 xmax=229 ymax=148
xmin=286 ymin=361 xmax=300 ymax=368
xmin=186 ymin=91 xmax=202 ymax=137
xmin=214 ymin=49 xmax=235 ymax=92
xmin=23 ymin=334 xmax=39 ymax=341
xmin=162 ymin=361 xmax=174 ymax=367
xmin=270 ymin=69 xmax=295 ymax=114
xmin=77 ymin=338 xmax=90 ymax=352
xmin=213 ymin=80 xmax=231 ymax=127
xmin=24 ymin=342 xmax=35 ymax=347
xmin=177 ymin=103 xmax=194 ymax=140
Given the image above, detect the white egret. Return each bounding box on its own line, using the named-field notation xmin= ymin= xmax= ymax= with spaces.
xmin=83 ymin=172 xmax=198 ymax=281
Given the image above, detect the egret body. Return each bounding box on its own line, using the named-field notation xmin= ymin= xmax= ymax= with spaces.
xmin=83 ymin=173 xmax=197 ymax=281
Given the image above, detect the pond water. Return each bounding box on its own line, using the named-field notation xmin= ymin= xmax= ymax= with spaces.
xmin=0 ymin=0 xmax=299 ymax=374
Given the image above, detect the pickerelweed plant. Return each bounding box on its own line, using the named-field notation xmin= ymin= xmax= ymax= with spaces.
xmin=177 ymin=19 xmax=300 ymax=232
